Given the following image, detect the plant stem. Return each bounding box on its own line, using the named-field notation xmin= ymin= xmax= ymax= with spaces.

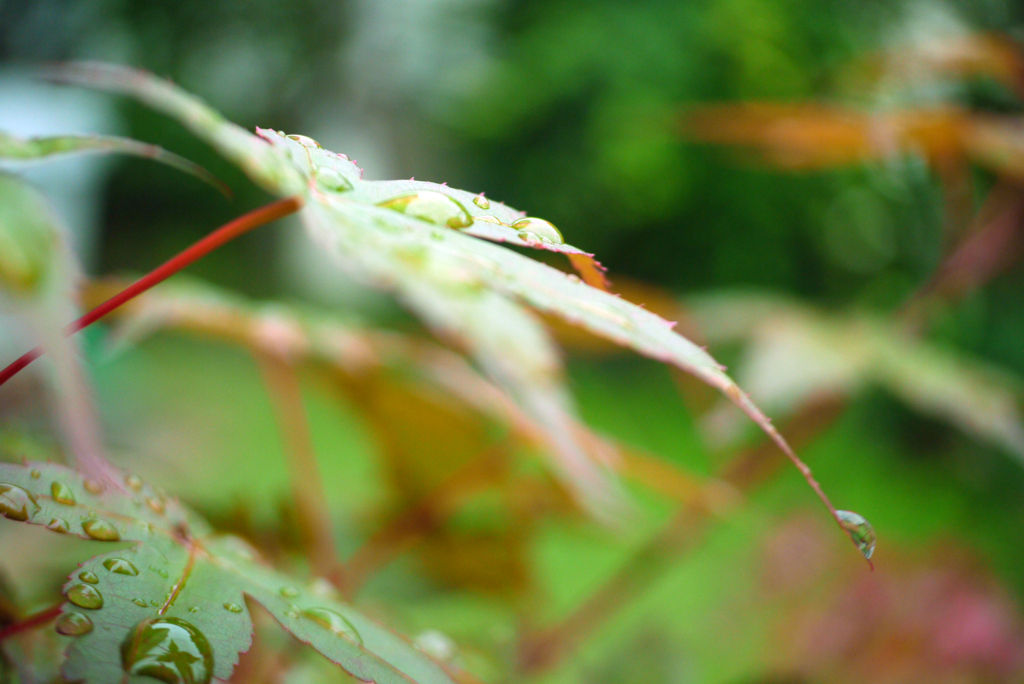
xmin=0 ymin=196 xmax=303 ymax=388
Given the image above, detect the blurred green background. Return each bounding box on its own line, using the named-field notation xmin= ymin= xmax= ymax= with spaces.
xmin=3 ymin=0 xmax=1024 ymax=682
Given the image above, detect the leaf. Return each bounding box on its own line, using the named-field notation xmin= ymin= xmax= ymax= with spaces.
xmin=50 ymin=62 xmax=845 ymax=533
xmin=0 ymin=461 xmax=457 ymax=684
xmin=0 ymin=131 xmax=230 ymax=197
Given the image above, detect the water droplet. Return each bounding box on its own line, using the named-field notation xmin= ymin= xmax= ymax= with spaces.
xmin=121 ymin=617 xmax=213 ymax=684
xmin=66 ymin=584 xmax=103 ymax=610
xmin=79 ymin=571 xmax=99 ymax=584
xmin=104 ymin=558 xmax=139 ymax=576
xmin=125 ymin=474 xmax=143 ymax=492
xmin=511 ymin=217 xmax=563 ymax=244
xmin=157 ymin=568 xmax=169 ymax=579
xmin=473 ymin=195 xmax=490 ymax=210
xmin=83 ymin=479 xmax=104 ymax=495
xmin=83 ymin=519 xmax=120 ymax=542
xmin=474 ymin=215 xmax=504 ymax=225
xmin=132 ymin=598 xmax=147 ymax=607
xmin=149 ymin=600 xmax=160 ymax=608
xmin=188 ymin=606 xmax=200 ymax=614
xmin=51 ymin=481 xmax=75 ymax=505
xmin=47 ymin=518 xmax=69 ymax=533
xmin=55 ymin=611 xmax=93 ymax=636
xmin=286 ymin=134 xmax=322 ymax=149
xmin=223 ymin=602 xmax=242 ymax=613
xmin=285 ymin=609 xmax=299 ymax=619
xmin=279 ymin=586 xmax=299 ymax=598
xmin=314 ymin=167 xmax=353 ymax=193
xmin=566 ymin=274 xmax=581 ymax=283
xmin=302 ymin=608 xmax=362 ymax=644
xmin=30 ymin=469 xmax=40 ymax=479
xmin=145 ymin=496 xmax=165 ymax=515
xmin=0 ymin=483 xmax=38 ymax=521
xmin=836 ymin=510 xmax=876 ymax=560
xmin=377 ymin=191 xmax=473 ymax=229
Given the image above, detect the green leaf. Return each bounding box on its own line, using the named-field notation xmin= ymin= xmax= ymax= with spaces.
xmin=0 ymin=173 xmax=63 ymax=296
xmin=0 ymin=461 xmax=456 ymax=684
xmin=0 ymin=132 xmax=230 ymax=197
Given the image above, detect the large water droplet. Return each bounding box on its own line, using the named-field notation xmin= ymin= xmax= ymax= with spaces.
xmin=279 ymin=586 xmax=299 ymax=598
xmin=377 ymin=191 xmax=473 ymax=229
xmin=55 ymin=611 xmax=93 ymax=636
xmin=51 ymin=481 xmax=75 ymax=505
xmin=125 ymin=474 xmax=143 ymax=492
xmin=223 ymin=602 xmax=242 ymax=613
xmin=511 ymin=217 xmax=563 ymax=244
xmin=315 ymin=167 xmax=353 ymax=193
xmin=82 ymin=519 xmax=120 ymax=541
xmin=473 ymin=195 xmax=490 ymax=210
xmin=104 ymin=558 xmax=139 ymax=576
xmin=66 ymin=583 xmax=103 ymax=609
xmin=836 ymin=510 xmax=876 ymax=560
xmin=121 ymin=617 xmax=214 ymax=684
xmin=47 ymin=518 xmax=69 ymax=533
xmin=302 ymin=608 xmax=362 ymax=644
xmin=79 ymin=571 xmax=99 ymax=584
xmin=286 ymin=134 xmax=322 ymax=149
xmin=0 ymin=483 xmax=38 ymax=521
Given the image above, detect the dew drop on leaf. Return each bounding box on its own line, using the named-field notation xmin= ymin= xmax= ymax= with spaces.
xmin=0 ymin=483 xmax=38 ymax=521
xmin=473 ymin=195 xmax=490 ymax=210
xmin=30 ymin=469 xmax=40 ymax=479
xmin=121 ymin=617 xmax=214 ymax=684
xmin=302 ymin=607 xmax=363 ymax=644
xmin=377 ymin=190 xmax=474 ymax=229
xmin=83 ymin=479 xmax=104 ymax=495
xmin=836 ymin=510 xmax=876 ymax=560
xmin=125 ymin=474 xmax=143 ymax=492
xmin=51 ymin=481 xmax=75 ymax=505
xmin=47 ymin=518 xmax=69 ymax=533
xmin=79 ymin=571 xmax=99 ymax=584
xmin=475 ymin=215 xmax=503 ymax=225
xmin=82 ymin=519 xmax=120 ymax=541
xmin=145 ymin=496 xmax=166 ymax=515
xmin=286 ymin=134 xmax=322 ymax=149
xmin=104 ymin=558 xmax=140 ymax=576
xmin=189 ymin=606 xmax=200 ymax=614
xmin=66 ymin=583 xmax=103 ymax=609
xmin=511 ymin=217 xmax=563 ymax=244
xmin=55 ymin=611 xmax=93 ymax=636
xmin=222 ymin=602 xmax=242 ymax=613
xmin=315 ymin=167 xmax=353 ymax=193
xmin=132 ymin=598 xmax=147 ymax=607
xmin=279 ymin=586 xmax=299 ymax=598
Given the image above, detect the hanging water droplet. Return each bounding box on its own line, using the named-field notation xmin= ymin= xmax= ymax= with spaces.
xmin=121 ymin=617 xmax=214 ymax=684
xmin=82 ymin=519 xmax=120 ymax=541
xmin=104 ymin=558 xmax=139 ymax=576
xmin=30 ymin=469 xmax=40 ymax=479
xmin=473 ymin=195 xmax=490 ymax=210
xmin=377 ymin=191 xmax=474 ymax=229
xmin=0 ymin=483 xmax=38 ymax=521
xmin=279 ymin=586 xmax=299 ymax=598
xmin=302 ymin=608 xmax=362 ymax=644
xmin=125 ymin=474 xmax=143 ymax=492
xmin=83 ymin=479 xmax=104 ymax=495
xmin=47 ymin=518 xmax=69 ymax=533
xmin=286 ymin=134 xmax=322 ymax=149
xmin=66 ymin=584 xmax=103 ymax=610
xmin=511 ymin=217 xmax=563 ymax=244
xmin=474 ymin=215 xmax=504 ymax=225
xmin=78 ymin=571 xmax=99 ymax=584
xmin=223 ymin=602 xmax=242 ymax=613
xmin=55 ymin=611 xmax=93 ymax=636
xmin=132 ymin=598 xmax=147 ymax=608
xmin=51 ymin=481 xmax=75 ymax=505
xmin=836 ymin=510 xmax=876 ymax=560
xmin=145 ymin=496 xmax=165 ymax=515
xmin=314 ymin=167 xmax=353 ymax=193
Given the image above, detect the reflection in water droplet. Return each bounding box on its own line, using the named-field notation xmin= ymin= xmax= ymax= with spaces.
xmin=511 ymin=217 xmax=563 ymax=244
xmin=279 ymin=586 xmax=299 ymax=598
xmin=79 ymin=571 xmax=99 ymax=584
xmin=66 ymin=584 xmax=103 ymax=609
xmin=836 ymin=510 xmax=876 ymax=560
xmin=51 ymin=481 xmax=75 ymax=505
xmin=82 ymin=519 xmax=120 ymax=541
xmin=302 ymin=608 xmax=363 ymax=644
xmin=223 ymin=602 xmax=243 ymax=613
xmin=475 ymin=215 xmax=504 ymax=225
xmin=104 ymin=558 xmax=139 ymax=576
xmin=315 ymin=167 xmax=353 ymax=193
xmin=47 ymin=518 xmax=69 ymax=533
xmin=121 ymin=617 xmax=214 ymax=684
xmin=55 ymin=611 xmax=93 ymax=636
xmin=83 ymin=479 xmax=104 ymax=495
xmin=377 ymin=191 xmax=473 ymax=229
xmin=30 ymin=469 xmax=41 ymax=479
xmin=132 ymin=598 xmax=147 ymax=607
xmin=0 ymin=483 xmax=38 ymax=521
xmin=125 ymin=474 xmax=143 ymax=492
xmin=145 ymin=496 xmax=166 ymax=515
xmin=473 ymin=195 xmax=490 ymax=210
